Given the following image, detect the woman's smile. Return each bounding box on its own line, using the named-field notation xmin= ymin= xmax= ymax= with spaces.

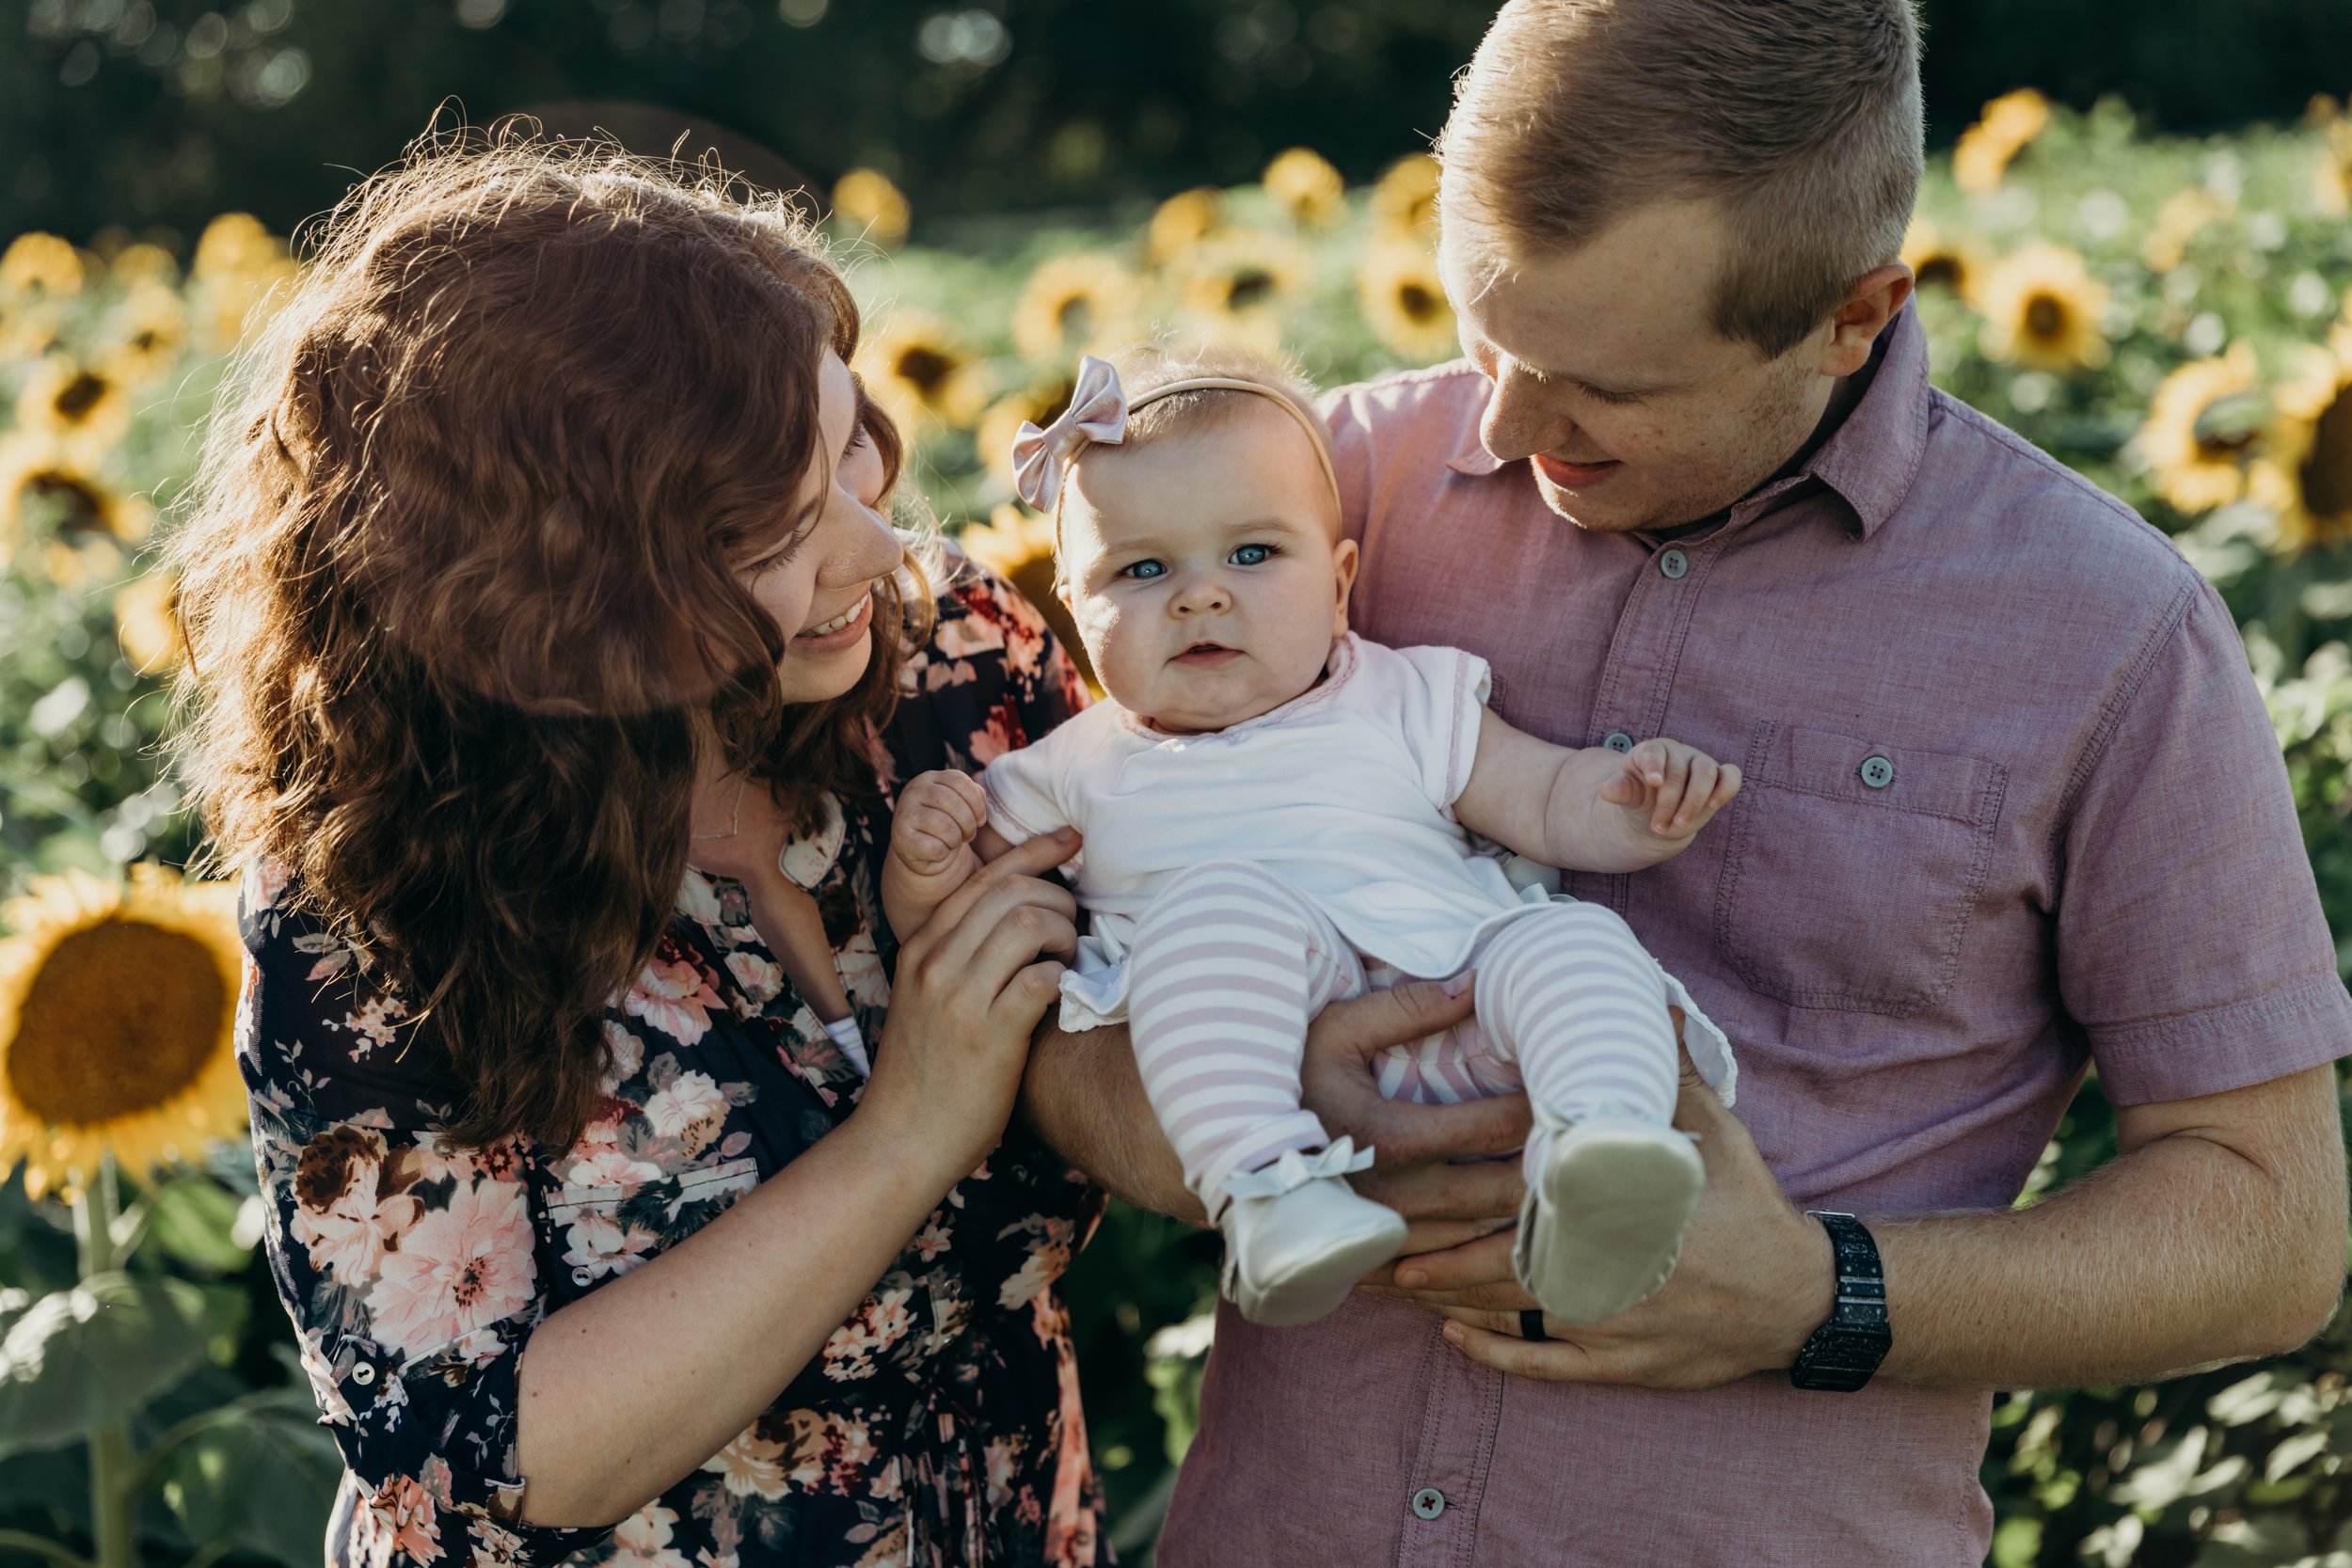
xmin=794 ymin=590 xmax=873 ymax=652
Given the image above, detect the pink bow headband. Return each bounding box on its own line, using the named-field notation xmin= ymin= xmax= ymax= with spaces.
xmin=1009 ymin=355 xmax=1343 ymax=515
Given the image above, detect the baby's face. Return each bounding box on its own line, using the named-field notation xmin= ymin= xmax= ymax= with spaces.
xmin=1058 ymin=404 xmax=1357 ymax=734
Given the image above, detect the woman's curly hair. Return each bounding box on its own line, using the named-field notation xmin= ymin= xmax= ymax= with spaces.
xmin=173 ymin=127 xmax=925 ymax=1152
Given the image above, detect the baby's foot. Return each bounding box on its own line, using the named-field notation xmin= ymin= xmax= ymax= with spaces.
xmin=1514 ymin=1117 xmax=1705 ymax=1325
xmin=1217 ymin=1139 xmax=1407 ymax=1327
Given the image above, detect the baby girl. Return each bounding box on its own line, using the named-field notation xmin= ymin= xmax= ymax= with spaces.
xmin=885 ymin=347 xmax=1740 ymax=1328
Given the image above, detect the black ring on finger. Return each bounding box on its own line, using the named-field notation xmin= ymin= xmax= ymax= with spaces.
xmin=1519 ymin=1308 xmax=1549 ymax=1342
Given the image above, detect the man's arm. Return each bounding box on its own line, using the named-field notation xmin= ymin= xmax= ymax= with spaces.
xmin=1367 ymin=1058 xmax=2346 ymax=1388
xmin=1017 ymin=979 xmax=1536 ymax=1250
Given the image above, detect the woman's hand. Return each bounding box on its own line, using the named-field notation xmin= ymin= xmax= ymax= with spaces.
xmin=862 ymin=827 xmax=1082 ymax=1179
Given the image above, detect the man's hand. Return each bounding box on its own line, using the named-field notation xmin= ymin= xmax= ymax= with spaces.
xmin=1361 ymin=1042 xmax=1834 ymax=1387
xmin=1303 ymin=978 xmax=1533 ymax=1254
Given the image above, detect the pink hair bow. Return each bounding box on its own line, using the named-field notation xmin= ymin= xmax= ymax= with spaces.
xmin=1010 ymin=354 xmax=1127 ymax=512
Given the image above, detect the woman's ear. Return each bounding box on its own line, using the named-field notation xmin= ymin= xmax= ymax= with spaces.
xmin=1332 ymin=536 xmax=1360 ymax=634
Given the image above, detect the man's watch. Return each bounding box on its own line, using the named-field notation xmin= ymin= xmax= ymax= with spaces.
xmin=1788 ymin=1212 xmax=1891 ymax=1392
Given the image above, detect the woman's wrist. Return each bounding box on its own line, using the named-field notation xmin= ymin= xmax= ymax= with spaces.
xmin=842 ymin=1071 xmax=998 ymax=1196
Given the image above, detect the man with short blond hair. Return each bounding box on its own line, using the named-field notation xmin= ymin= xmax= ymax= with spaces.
xmin=1021 ymin=2 xmax=2351 ymax=1561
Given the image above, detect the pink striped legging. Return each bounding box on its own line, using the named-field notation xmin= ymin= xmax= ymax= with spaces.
xmin=1126 ymin=859 xmax=1682 ymax=1218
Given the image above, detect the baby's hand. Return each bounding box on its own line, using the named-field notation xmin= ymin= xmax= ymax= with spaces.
xmin=1597 ymin=739 xmax=1741 ymax=854
xmin=884 ymin=769 xmax=991 ymax=940
xmin=893 ymin=769 xmax=988 ymax=876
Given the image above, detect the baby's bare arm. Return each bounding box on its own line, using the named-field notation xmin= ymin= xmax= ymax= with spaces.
xmin=1454 ymin=709 xmax=1740 ymax=875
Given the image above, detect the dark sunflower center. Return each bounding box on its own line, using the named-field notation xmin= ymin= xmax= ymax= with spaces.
xmin=895 ymin=346 xmax=956 ymax=396
xmin=1398 ymin=282 xmax=1441 ymax=325
xmin=2192 ymin=390 xmax=2266 ymax=462
xmin=24 ymin=471 xmax=113 ymax=542
xmin=53 ymin=372 xmax=109 ymax=423
xmin=8 ymin=918 xmax=226 ymax=1127
xmin=2300 ymin=387 xmax=2352 ymax=520
xmin=1225 ymin=269 xmax=1276 ymax=311
xmin=1915 ymin=256 xmax=1964 ymax=290
xmin=1053 ymin=294 xmax=1095 ymax=344
xmin=2024 ymin=295 xmax=2068 ymax=342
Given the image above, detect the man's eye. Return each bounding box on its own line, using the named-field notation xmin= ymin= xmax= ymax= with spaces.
xmin=1230 ymin=544 xmax=1273 ymax=566
xmin=1120 ymin=560 xmax=1167 ymax=580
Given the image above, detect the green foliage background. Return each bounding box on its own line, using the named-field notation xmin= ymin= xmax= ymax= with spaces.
xmin=1 ymin=87 xmax=2350 ymax=1568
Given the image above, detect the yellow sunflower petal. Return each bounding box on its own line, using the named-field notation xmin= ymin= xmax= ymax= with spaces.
xmin=2256 ymin=326 xmax=2352 ymax=549
xmin=1371 ymin=153 xmax=1440 ymax=243
xmin=1146 ymin=187 xmax=1224 ymax=266
xmin=1010 ymin=252 xmax=1140 ymax=363
xmin=1174 ymin=229 xmax=1309 ymax=354
xmin=1975 ymin=241 xmax=2109 ymax=373
xmin=0 ymin=866 xmax=248 ymax=1198
xmin=2137 ymin=342 xmax=2262 ymax=515
xmin=833 ymin=168 xmax=911 ymax=246
xmin=854 ymin=309 xmax=987 ymax=435
xmin=0 ymin=232 xmax=84 ymax=303
xmin=1263 ymin=148 xmax=1346 ymax=230
xmin=1358 ymin=244 xmax=1457 ymax=361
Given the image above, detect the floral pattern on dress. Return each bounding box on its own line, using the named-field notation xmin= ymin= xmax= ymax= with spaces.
xmin=239 ymin=560 xmax=1106 ymax=1568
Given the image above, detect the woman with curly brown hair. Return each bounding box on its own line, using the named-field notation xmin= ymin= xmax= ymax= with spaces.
xmin=172 ymin=132 xmax=1105 ymax=1567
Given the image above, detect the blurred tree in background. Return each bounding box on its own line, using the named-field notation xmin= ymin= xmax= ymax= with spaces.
xmin=5 ymin=0 xmax=2352 ymax=249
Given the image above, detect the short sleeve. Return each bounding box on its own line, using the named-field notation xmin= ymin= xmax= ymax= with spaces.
xmin=2056 ymin=584 xmax=2352 ymax=1104
xmin=1361 ymin=641 xmax=1493 ymax=811
xmin=979 ymin=726 xmax=1077 ymax=845
xmin=236 ymin=867 xmax=611 ymax=1566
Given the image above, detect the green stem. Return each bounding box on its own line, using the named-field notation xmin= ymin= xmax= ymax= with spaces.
xmin=81 ymin=1156 xmax=136 ymax=1568
xmin=0 ymin=1528 xmax=97 ymax=1568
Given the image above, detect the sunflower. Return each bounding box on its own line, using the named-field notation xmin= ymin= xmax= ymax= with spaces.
xmin=977 ymin=372 xmax=1079 ymax=492
xmin=833 ymin=167 xmax=912 ymax=246
xmin=2137 ymin=343 xmax=2264 ymax=515
xmin=1010 ymin=252 xmax=1140 ymax=363
xmin=958 ymin=503 xmax=1096 ymax=689
xmin=1976 ymin=242 xmax=2110 ymax=373
xmin=1146 ymin=187 xmax=1224 ymax=265
xmin=1371 ymin=152 xmax=1439 ymax=243
xmin=1899 ymin=219 xmax=1986 ymax=303
xmin=16 ymin=355 xmax=133 ymax=462
xmin=1175 ymin=230 xmax=1309 ymax=353
xmin=0 ymin=435 xmax=151 ymax=584
xmin=854 ymin=310 xmax=988 ymax=434
xmin=103 ymin=281 xmax=190 ymax=388
xmin=1952 ymin=87 xmax=2052 ymax=197
xmin=107 ymin=242 xmax=180 ymax=288
xmin=2141 ymin=187 xmax=2233 ymax=274
xmin=2251 ymin=324 xmax=2352 ymax=549
xmin=115 ymin=569 xmax=186 ymax=674
xmin=0 ymin=231 xmax=83 ymax=304
xmin=0 ymin=866 xmax=247 ymax=1198
xmin=1263 ymin=148 xmax=1346 ymax=230
xmin=189 ymin=214 xmax=296 ymax=352
xmin=1358 ymin=244 xmax=1456 ymax=361
xmin=2316 ymin=116 xmax=2352 ymax=216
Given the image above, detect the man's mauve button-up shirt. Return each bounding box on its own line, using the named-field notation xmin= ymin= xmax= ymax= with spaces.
xmin=1155 ymin=308 xmax=2352 ymax=1568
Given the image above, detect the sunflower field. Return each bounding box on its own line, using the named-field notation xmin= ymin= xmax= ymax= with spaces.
xmin=0 ymin=91 xmax=2350 ymax=1568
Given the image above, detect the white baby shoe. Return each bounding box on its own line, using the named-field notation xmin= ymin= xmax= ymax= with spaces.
xmin=1217 ymin=1138 xmax=1408 ymax=1327
xmin=1514 ymin=1117 xmax=1705 ymax=1326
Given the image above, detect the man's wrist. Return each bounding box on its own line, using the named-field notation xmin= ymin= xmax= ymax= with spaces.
xmin=1766 ymin=1202 xmax=1840 ymax=1371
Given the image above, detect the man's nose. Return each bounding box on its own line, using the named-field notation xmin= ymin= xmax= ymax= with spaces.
xmin=1482 ymin=371 xmax=1578 ymax=464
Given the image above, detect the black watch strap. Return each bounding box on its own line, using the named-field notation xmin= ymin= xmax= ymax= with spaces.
xmin=1788 ymin=1211 xmax=1891 ymax=1392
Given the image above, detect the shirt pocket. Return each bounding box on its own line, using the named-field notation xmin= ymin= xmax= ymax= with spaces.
xmin=541 ymin=1156 xmax=761 ymax=1300
xmin=1713 ymin=721 xmax=2007 ymax=1017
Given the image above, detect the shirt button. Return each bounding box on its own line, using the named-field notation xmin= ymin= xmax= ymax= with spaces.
xmin=1603 ymin=731 xmax=1634 ymax=753
xmin=571 ymin=1267 xmax=593 ymax=1287
xmin=350 ymin=1363 xmax=376 ymax=1386
xmin=1659 ymin=546 xmax=1690 ymax=580
xmin=1410 ymin=1486 xmax=1447 ymax=1521
xmin=1860 ymin=754 xmax=1896 ymax=789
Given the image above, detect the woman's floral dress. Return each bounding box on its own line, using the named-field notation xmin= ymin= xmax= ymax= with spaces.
xmin=236 ymin=564 xmax=1106 ymax=1568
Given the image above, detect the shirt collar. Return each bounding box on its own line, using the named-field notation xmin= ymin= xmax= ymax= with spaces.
xmin=1439 ymin=303 xmax=1932 ymax=540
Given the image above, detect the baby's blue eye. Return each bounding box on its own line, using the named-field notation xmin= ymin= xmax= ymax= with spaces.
xmin=1120 ymin=559 xmax=1167 ymax=580
xmin=1230 ymin=544 xmax=1273 ymax=566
